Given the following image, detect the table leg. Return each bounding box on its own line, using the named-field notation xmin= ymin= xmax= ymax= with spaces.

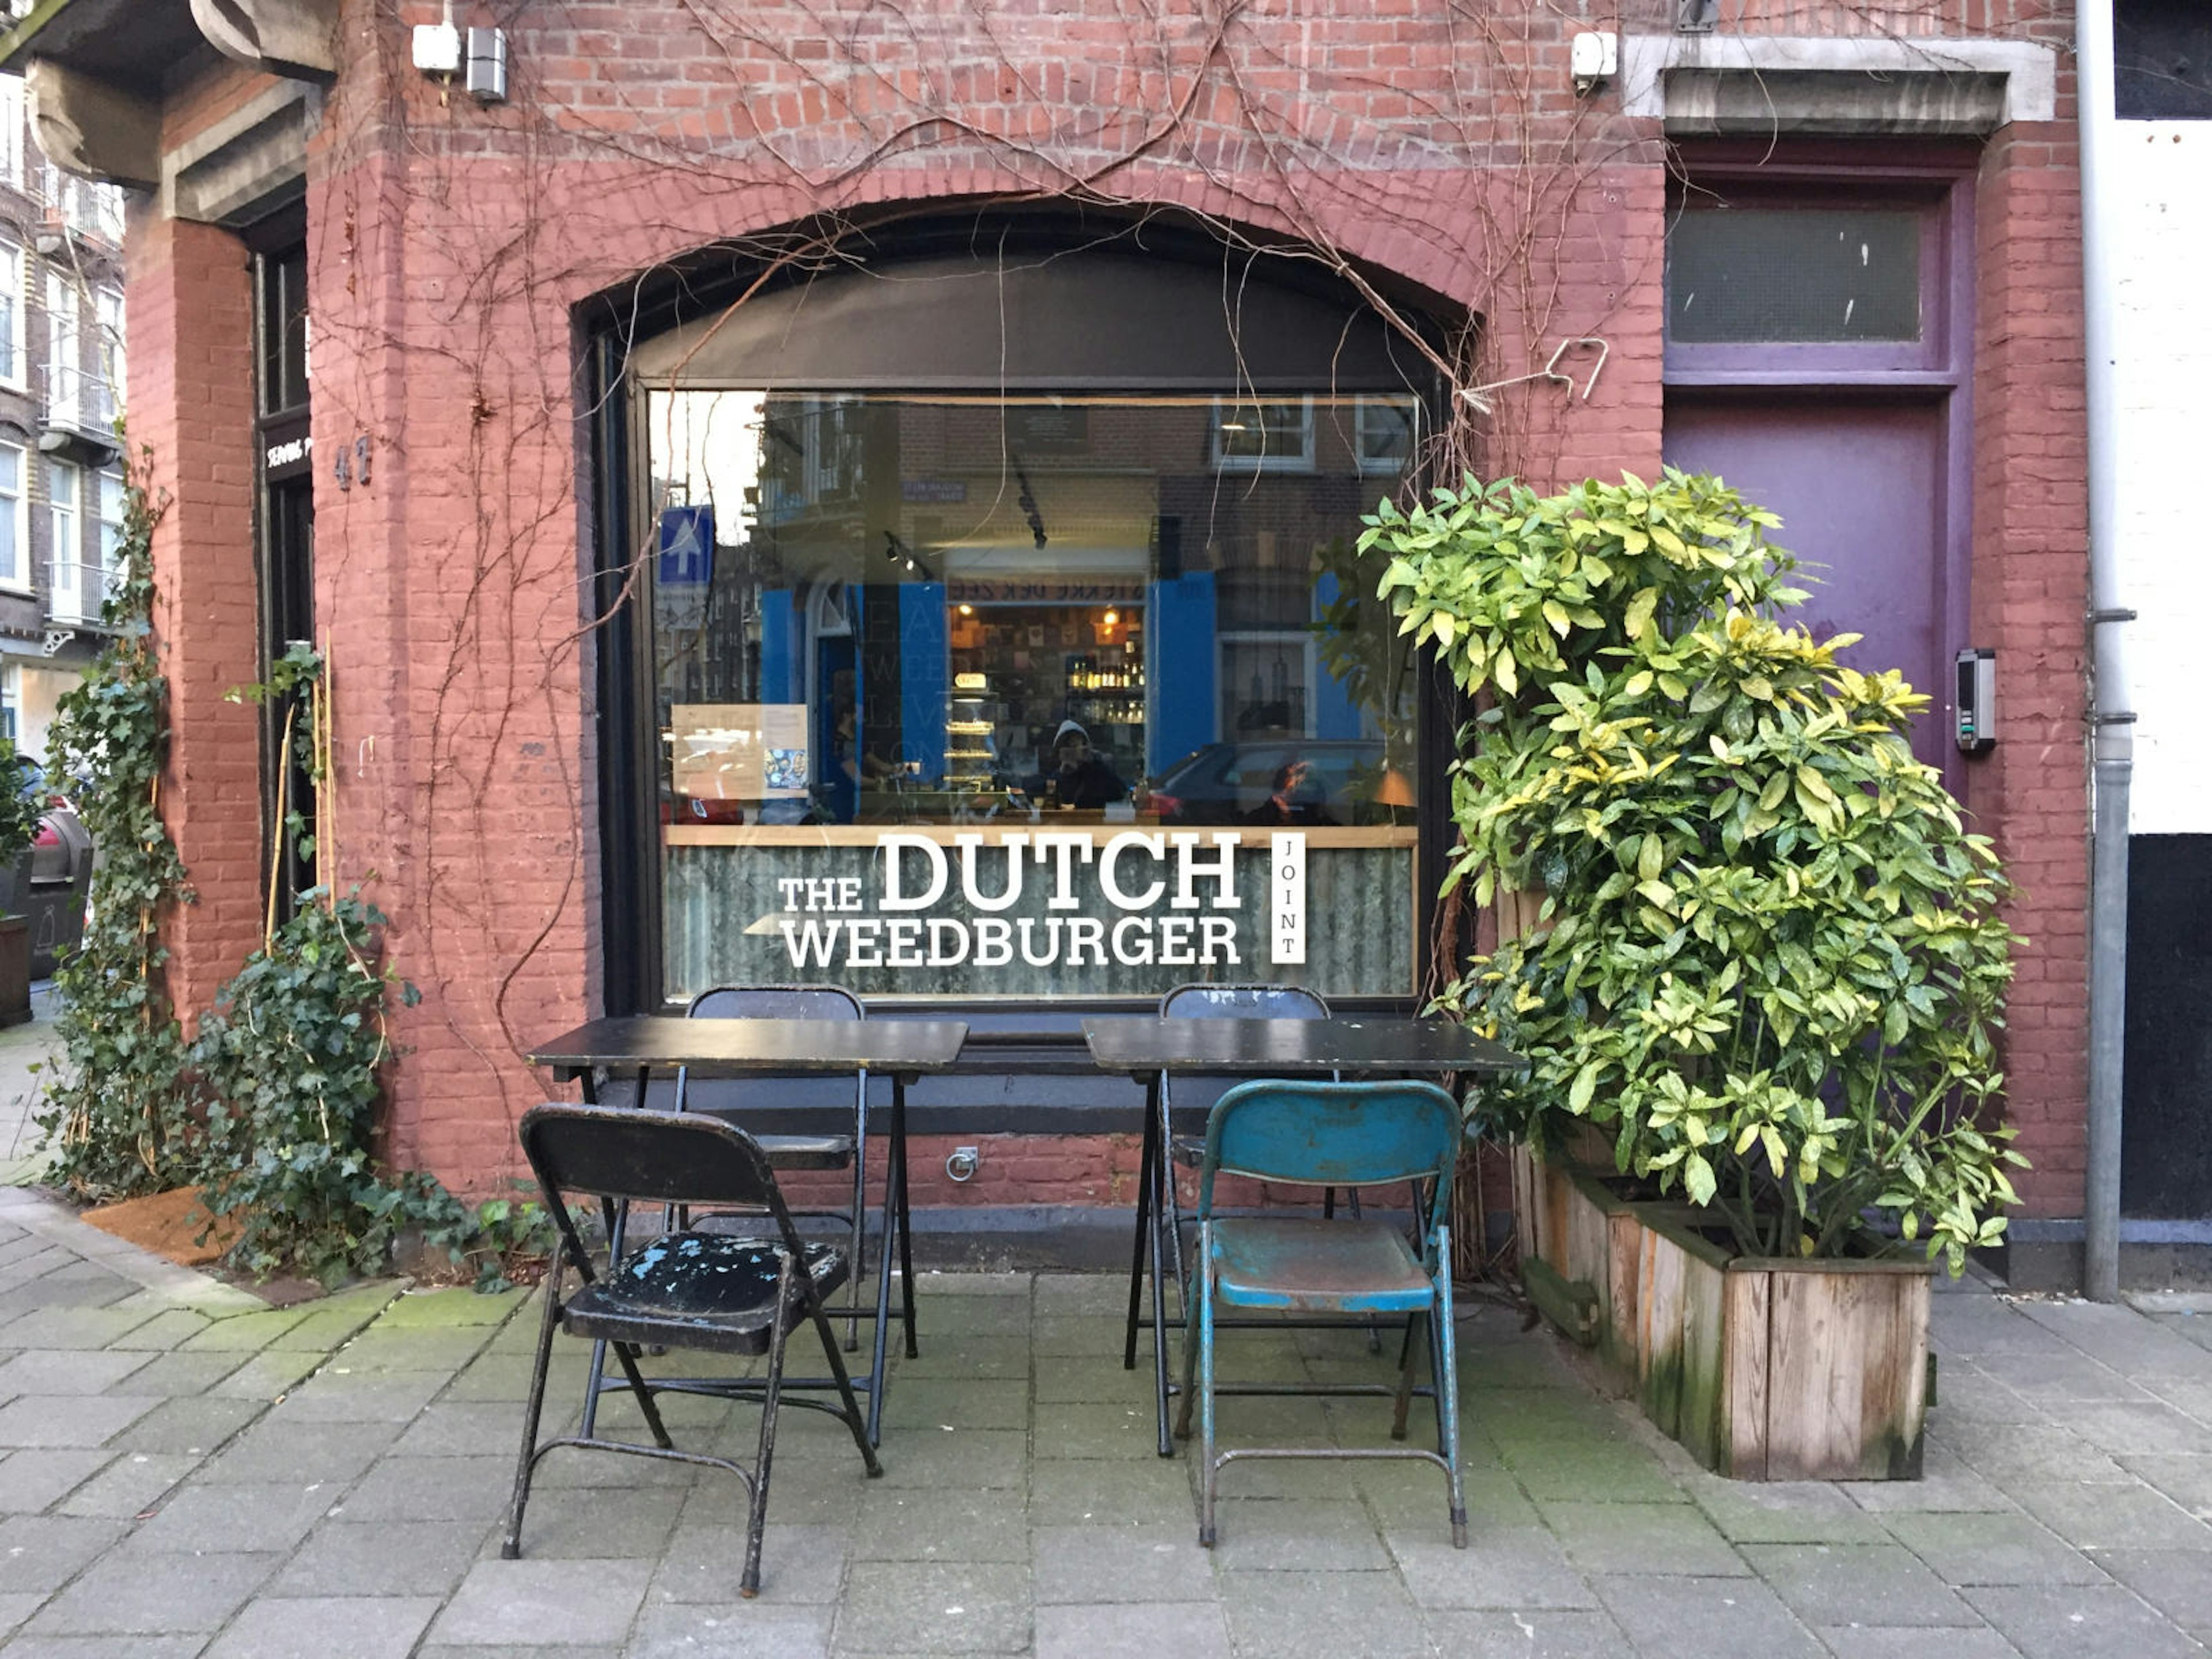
xmin=1145 ymin=1070 xmax=1174 ymax=1457
xmin=1123 ymin=1071 xmax=1158 ymax=1372
xmin=865 ymin=1076 xmax=899 ymax=1448
xmin=895 ymin=1073 xmax=918 ymax=1359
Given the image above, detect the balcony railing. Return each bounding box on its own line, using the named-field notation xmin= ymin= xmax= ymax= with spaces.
xmin=39 ymin=365 xmax=119 ymax=447
xmin=48 ymin=557 xmax=124 ymax=628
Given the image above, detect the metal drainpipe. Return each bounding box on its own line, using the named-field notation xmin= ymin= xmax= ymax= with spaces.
xmin=2078 ymin=0 xmax=2132 ymax=1303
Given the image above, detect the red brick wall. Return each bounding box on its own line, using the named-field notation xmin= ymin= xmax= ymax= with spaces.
xmin=1966 ymin=107 xmax=2092 ymax=1217
xmin=122 ymin=204 xmax=265 ymax=1023
xmin=131 ymin=0 xmax=2084 ymax=1219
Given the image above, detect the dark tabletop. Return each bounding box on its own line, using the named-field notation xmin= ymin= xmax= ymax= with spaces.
xmin=1081 ymin=1016 xmax=1524 ymax=1077
xmin=528 ymin=1016 xmax=971 ymax=1077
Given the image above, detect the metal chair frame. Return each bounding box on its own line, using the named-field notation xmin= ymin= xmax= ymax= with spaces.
xmin=670 ymin=984 xmax=875 ymax=1352
xmin=504 ymin=1103 xmax=882 ymax=1598
xmin=1172 ymin=1078 xmax=1467 ymax=1550
xmin=1123 ymin=983 xmax=1382 ymax=1375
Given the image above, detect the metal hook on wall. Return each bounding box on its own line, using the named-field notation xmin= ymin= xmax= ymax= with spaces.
xmin=1456 ymin=336 xmax=1610 ymax=415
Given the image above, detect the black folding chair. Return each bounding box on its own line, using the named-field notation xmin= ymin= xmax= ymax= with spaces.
xmin=504 ymin=1103 xmax=881 ymax=1599
xmin=673 ymin=985 xmax=873 ymax=1350
xmin=1124 ymin=983 xmax=1378 ymax=1364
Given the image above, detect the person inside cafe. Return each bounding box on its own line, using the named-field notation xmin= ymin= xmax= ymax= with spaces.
xmin=1028 ymin=719 xmax=1128 ymax=810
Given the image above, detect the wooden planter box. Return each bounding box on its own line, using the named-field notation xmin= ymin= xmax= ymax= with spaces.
xmin=1514 ymin=1146 xmax=1932 ymax=1481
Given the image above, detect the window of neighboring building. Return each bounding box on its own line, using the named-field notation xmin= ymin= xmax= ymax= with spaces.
xmin=48 ymin=460 xmax=79 ymax=620
xmin=45 ymin=270 xmax=79 ymax=424
xmin=0 ymin=76 xmax=21 ymax=190
xmin=1354 ymin=395 xmax=1420 ymax=475
xmin=0 ymin=665 xmax=18 ymax=745
xmin=1210 ymin=397 xmax=1316 ymax=472
xmin=0 ymin=241 xmax=22 ymax=389
xmin=0 ymin=442 xmax=25 ymax=588
xmin=96 ymin=467 xmax=124 ymax=609
xmin=94 ymin=286 xmax=122 ymax=424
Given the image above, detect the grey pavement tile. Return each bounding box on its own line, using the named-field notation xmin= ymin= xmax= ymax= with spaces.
xmin=24 ymin=1548 xmax=281 ymax=1635
xmin=1936 ymin=1421 xmax=2133 ymax=1487
xmin=417 ymin=1649 xmax=619 ymax=1659
xmin=0 ymin=1590 xmax=41 ymax=1635
xmin=1032 ymin=1355 xmax=1157 ymax=1406
xmin=101 ymin=1350 xmax=251 ymax=1397
xmin=1969 ymin=1350 xmax=2151 ymax=1405
xmin=504 ymin=1482 xmax=685 ymax=1559
xmin=323 ymin=1327 xmax=495 ymax=1376
xmin=1033 ymin=1274 xmax=1130 ymax=1314
xmin=629 ymin=1600 xmax=834 ymax=1658
xmin=2012 ymin=1301 xmax=2212 ymax=1376
xmin=0 ymin=1349 xmax=151 ymax=1395
xmin=833 ymin=1560 xmax=1032 ymax=1654
xmin=918 ymin=1295 xmax=1031 ymax=1337
xmin=271 ymin=1519 xmax=491 ymax=1598
xmin=1030 ymin=1457 xmax=1195 ymax=1528
xmin=176 ymin=1309 xmax=316 ymax=1354
xmin=1593 ymin=1573 xmax=1827 ymax=1659
xmin=1035 ymin=1601 xmax=1232 ymax=1659
xmin=1963 ymin=1584 xmax=2205 ymax=1659
xmin=892 ymin=1335 xmax=1032 ymax=1382
xmin=1688 ymin=1476 xmax=1893 ymax=1545
xmin=0 ymin=1307 xmax=160 ymax=1350
xmin=1881 ymin=1509 xmax=2110 ymax=1587
xmin=132 ymin=1480 xmax=337 ymax=1553
xmin=1208 ymin=1497 xmax=1390 ymax=1571
xmin=854 ymin=1486 xmax=1025 ymax=1563
xmin=1219 ymin=1569 xmax=1436 ymax=1659
xmin=655 ymin=1522 xmax=849 ymax=1604
xmin=0 ymin=1392 xmax=159 ymax=1448
xmin=1539 ymin=1497 xmax=1750 ymax=1577
xmin=197 ymin=1418 xmax=404 ymax=1485
xmin=879 ymin=1377 xmax=1029 ymax=1431
xmin=2066 ymin=1400 xmax=2212 ymax=1458
xmin=267 ymin=1369 xmax=448 ymax=1423
xmin=56 ymin=1451 xmax=201 ymax=1519
xmin=2096 ymin=1550 xmax=2212 ymax=1638
xmin=1033 ymin=1525 xmax=1216 ymax=1603
xmin=1743 ymin=1543 xmax=1980 ymax=1628
xmin=1844 ymin=1445 xmax=2016 ymax=1515
xmin=384 ymin=1400 xmax=522 ymax=1457
xmin=1420 ymin=1608 xmax=1635 ymax=1658
xmin=1033 ymin=1399 xmax=1161 ymax=1459
xmin=0 ymin=1514 xmax=128 ymax=1593
xmin=1817 ymin=1628 xmax=2023 ymax=1658
xmin=1497 ymin=1437 xmax=1692 ymax=1505
xmin=0 ymin=1446 xmax=112 ymax=1512
xmin=875 ymin=1426 xmax=1027 ymax=1490
xmin=2009 ymin=1480 xmax=2212 ymax=1552
xmin=426 ymin=1556 xmax=653 ymax=1646
xmin=106 ymin=1310 xmax=218 ymax=1351
xmin=104 ymin=1395 xmax=266 ymax=1456
xmin=1389 ymin=1527 xmax=1599 ymax=1611
xmin=0 ymin=1639 xmax=210 ymax=1658
xmin=374 ymin=1286 xmax=528 ymax=1328
xmin=329 ymin=1454 xmax=517 ymax=1524
xmin=204 ymin=1351 xmax=326 ymax=1402
xmin=198 ymin=1595 xmax=440 ymax=1659
xmin=1033 ymin=1316 xmax=1126 ymax=1358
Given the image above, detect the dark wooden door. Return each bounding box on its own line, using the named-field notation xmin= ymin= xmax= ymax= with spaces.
xmin=1664 ymin=397 xmax=1954 ymax=771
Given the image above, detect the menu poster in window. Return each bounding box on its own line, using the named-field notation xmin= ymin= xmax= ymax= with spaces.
xmin=671 ymin=704 xmax=810 ymax=801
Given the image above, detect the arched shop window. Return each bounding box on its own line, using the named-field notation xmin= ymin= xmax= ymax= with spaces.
xmin=604 ymin=219 xmax=1448 ymax=1004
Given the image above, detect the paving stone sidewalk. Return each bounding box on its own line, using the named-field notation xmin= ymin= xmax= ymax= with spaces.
xmin=8 ymin=1188 xmax=2212 ymax=1658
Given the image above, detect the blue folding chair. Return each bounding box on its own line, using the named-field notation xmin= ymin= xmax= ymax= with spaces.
xmin=1174 ymin=1078 xmax=1468 ymax=1549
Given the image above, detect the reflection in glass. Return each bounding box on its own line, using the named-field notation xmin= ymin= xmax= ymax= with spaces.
xmin=645 ymin=392 xmax=1422 ymax=998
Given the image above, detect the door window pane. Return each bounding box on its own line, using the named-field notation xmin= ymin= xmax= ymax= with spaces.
xmin=646 ymin=391 xmax=1421 ymax=1000
xmin=1667 ymin=209 xmax=1921 ymax=344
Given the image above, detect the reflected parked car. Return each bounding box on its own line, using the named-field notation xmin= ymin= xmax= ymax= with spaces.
xmin=1148 ymin=740 xmax=1388 ymax=825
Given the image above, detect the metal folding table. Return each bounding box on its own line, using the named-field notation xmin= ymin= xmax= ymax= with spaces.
xmin=1082 ymin=1015 xmax=1525 ymax=1455
xmin=527 ymin=1016 xmax=971 ymax=1446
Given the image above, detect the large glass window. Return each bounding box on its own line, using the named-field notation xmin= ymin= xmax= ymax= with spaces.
xmin=0 ymin=442 xmax=24 ymax=586
xmin=645 ymin=390 xmax=1423 ymax=1001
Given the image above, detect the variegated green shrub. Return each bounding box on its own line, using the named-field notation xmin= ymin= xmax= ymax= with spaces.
xmin=1361 ymin=471 xmax=2023 ymax=1272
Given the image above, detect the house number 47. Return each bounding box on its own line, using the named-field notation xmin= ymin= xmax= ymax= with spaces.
xmin=333 ymin=435 xmax=373 ymax=490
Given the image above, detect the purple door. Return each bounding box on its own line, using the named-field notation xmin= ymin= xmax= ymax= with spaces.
xmin=1664 ymin=397 xmax=1954 ymax=771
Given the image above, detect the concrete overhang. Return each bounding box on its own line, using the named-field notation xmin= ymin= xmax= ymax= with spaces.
xmin=1624 ymin=35 xmax=2061 ymax=137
